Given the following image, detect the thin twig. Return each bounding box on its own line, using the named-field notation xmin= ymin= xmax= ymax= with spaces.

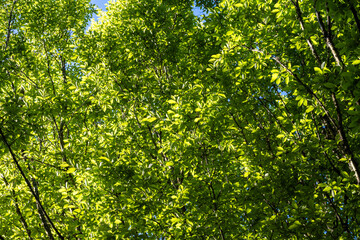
xmin=5 ymin=0 xmax=18 ymax=50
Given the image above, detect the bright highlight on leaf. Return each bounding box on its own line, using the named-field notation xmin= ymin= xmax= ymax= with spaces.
xmin=167 ymin=100 xmax=177 ymax=104
xmin=66 ymin=168 xmax=76 ymax=174
xmin=142 ymin=117 xmax=157 ymax=123
xmin=99 ymin=156 xmax=111 ymax=162
xmin=306 ymin=106 xmax=314 ymax=113
xmin=226 ymin=31 xmax=234 ymax=36
xmin=289 ymin=221 xmax=301 ymax=230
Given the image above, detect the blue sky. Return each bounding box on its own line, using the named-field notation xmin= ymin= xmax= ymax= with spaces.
xmin=90 ymin=0 xmax=205 ymax=18
xmin=91 ymin=0 xmax=108 ymax=12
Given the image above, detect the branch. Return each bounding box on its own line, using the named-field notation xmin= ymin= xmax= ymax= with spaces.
xmin=314 ymin=3 xmax=344 ymax=68
xmin=50 ymin=116 xmax=77 ymax=187
xmin=292 ymin=0 xmax=322 ymax=65
xmin=274 ymin=85 xmax=301 ymax=139
xmin=239 ymin=47 xmax=354 ymax=178
xmin=60 ymin=55 xmax=67 ymax=83
xmin=345 ymin=0 xmax=360 ymax=37
xmin=230 ymin=113 xmax=250 ymax=145
xmin=32 ymin=178 xmax=54 ymax=240
xmin=331 ymin=93 xmax=360 ymax=184
xmin=271 ymin=54 xmax=338 ymax=130
xmin=256 ymin=96 xmax=290 ymax=135
xmin=1 ymin=174 xmax=33 ymax=240
xmin=42 ymin=39 xmax=56 ymax=95
xmin=5 ymin=0 xmax=18 ymax=50
xmin=209 ymin=183 xmax=226 ymax=240
xmin=325 ymin=192 xmax=352 ymax=235
xmin=0 ymin=127 xmax=64 ymax=239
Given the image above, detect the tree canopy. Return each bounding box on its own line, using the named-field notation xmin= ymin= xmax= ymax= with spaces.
xmin=1 ymin=0 xmax=360 ymax=239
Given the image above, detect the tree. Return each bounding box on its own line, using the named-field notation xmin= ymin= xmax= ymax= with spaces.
xmin=1 ymin=0 xmax=360 ymax=239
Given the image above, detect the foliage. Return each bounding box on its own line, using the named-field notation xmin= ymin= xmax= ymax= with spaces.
xmin=1 ymin=0 xmax=360 ymax=239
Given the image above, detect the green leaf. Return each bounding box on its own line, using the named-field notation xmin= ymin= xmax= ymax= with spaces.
xmin=276 ymin=78 xmax=281 ymax=85
xmin=226 ymin=31 xmax=234 ymax=36
xmin=271 ymin=73 xmax=279 ymax=82
xmin=60 ymin=163 xmax=70 ymax=168
xmin=271 ymin=9 xmax=280 ymax=13
xmin=314 ymin=67 xmax=322 ymax=74
xmin=168 ymin=100 xmax=177 ymax=104
xmin=66 ymin=168 xmax=76 ymax=174
xmin=99 ymin=156 xmax=111 ymax=162
xmin=306 ymin=106 xmax=314 ymax=113
xmin=324 ymin=83 xmax=336 ymax=89
xmin=277 ymin=147 xmax=284 ymax=151
xmin=298 ymin=98 xmax=304 ymax=107
xmin=289 ymin=221 xmax=301 ymax=230
xmin=165 ymin=161 xmax=174 ymax=167
xmin=2 ymin=0 xmax=360 ymax=238
xmin=143 ymin=117 xmax=157 ymax=123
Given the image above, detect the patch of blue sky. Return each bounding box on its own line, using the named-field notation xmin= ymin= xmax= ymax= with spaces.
xmin=91 ymin=0 xmax=108 ymax=12
xmin=90 ymin=0 xmax=206 ymax=18
xmin=193 ymin=5 xmax=206 ymax=17
xmin=89 ymin=0 xmax=109 ymax=22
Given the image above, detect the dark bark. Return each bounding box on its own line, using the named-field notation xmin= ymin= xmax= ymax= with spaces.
xmin=314 ymin=2 xmax=344 ymax=68
xmin=1 ymin=174 xmax=33 ymax=240
xmin=0 ymin=127 xmax=64 ymax=239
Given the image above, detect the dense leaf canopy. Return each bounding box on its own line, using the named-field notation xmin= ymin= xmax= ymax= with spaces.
xmin=1 ymin=0 xmax=360 ymax=239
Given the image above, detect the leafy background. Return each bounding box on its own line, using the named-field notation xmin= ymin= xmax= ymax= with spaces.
xmin=1 ymin=0 xmax=360 ymax=239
